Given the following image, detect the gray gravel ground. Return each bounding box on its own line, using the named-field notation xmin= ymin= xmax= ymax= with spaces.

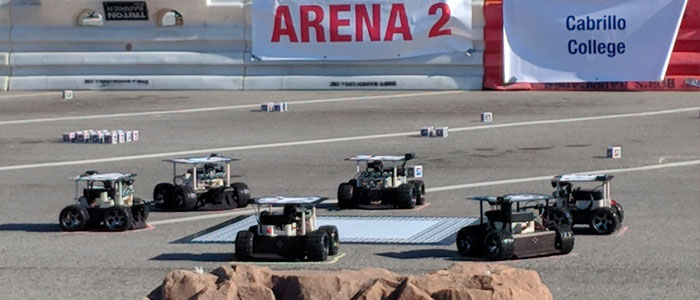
xmin=0 ymin=90 xmax=698 ymax=299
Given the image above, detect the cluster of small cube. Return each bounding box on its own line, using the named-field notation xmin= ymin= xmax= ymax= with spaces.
xmin=62 ymin=129 xmax=139 ymax=144
xmin=261 ymin=102 xmax=289 ymax=112
xmin=420 ymin=126 xmax=449 ymax=137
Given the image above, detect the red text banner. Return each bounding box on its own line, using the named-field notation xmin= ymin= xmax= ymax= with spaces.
xmin=252 ymin=0 xmax=473 ymax=60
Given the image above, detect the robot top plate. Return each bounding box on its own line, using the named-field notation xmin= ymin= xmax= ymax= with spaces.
xmin=469 ymin=193 xmax=551 ymax=204
xmin=553 ymin=174 xmax=614 ymax=182
xmin=164 ymin=155 xmax=238 ymax=164
xmin=72 ymin=172 xmax=136 ymax=181
xmin=254 ymin=196 xmax=327 ymax=206
xmin=346 ymin=155 xmax=409 ymax=162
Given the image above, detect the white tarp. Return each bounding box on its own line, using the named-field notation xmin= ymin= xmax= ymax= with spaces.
xmin=503 ymin=0 xmax=688 ymax=83
xmin=252 ymin=0 xmax=473 ymax=60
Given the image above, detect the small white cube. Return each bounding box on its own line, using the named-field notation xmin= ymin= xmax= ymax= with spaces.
xmin=110 ymin=131 xmax=118 ymax=144
xmin=435 ymin=127 xmax=448 ymax=137
xmin=607 ymin=146 xmax=622 ymax=159
xmin=62 ymin=90 xmax=73 ymax=100
xmin=132 ymin=130 xmax=139 ymax=142
xmin=481 ymin=112 xmax=493 ymax=123
xmin=420 ymin=126 xmax=434 ymax=137
xmin=407 ymin=165 xmax=424 ymax=178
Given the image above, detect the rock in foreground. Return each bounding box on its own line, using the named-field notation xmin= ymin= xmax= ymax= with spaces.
xmin=145 ymin=263 xmax=552 ymax=300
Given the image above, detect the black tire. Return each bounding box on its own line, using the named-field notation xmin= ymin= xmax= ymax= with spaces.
xmin=396 ymin=184 xmax=417 ymax=209
xmin=613 ymin=202 xmax=624 ymax=223
xmin=456 ymin=225 xmax=484 ymax=257
xmin=409 ymin=180 xmax=426 ymax=205
xmin=554 ymin=225 xmax=575 ymax=254
xmin=103 ymin=206 xmax=134 ymax=231
xmin=590 ymin=207 xmax=620 ymax=234
xmin=547 ymin=207 xmax=573 ymax=229
xmin=173 ymin=185 xmax=198 ymax=211
xmin=59 ymin=204 xmax=89 ymax=231
xmin=483 ymin=230 xmax=515 ymax=260
xmin=248 ymin=225 xmax=258 ymax=235
xmin=131 ymin=204 xmax=149 ymax=223
xmin=231 ymin=182 xmax=251 ymax=208
xmin=337 ymin=183 xmax=356 ymax=209
xmin=153 ymin=183 xmax=175 ymax=209
xmin=235 ymin=231 xmax=255 ymax=261
xmin=306 ymin=230 xmax=330 ymax=261
xmin=319 ymin=225 xmax=340 ymax=256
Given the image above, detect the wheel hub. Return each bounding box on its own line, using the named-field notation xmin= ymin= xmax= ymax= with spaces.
xmin=593 ymin=213 xmax=612 ymax=231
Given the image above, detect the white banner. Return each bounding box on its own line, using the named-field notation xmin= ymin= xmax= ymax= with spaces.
xmin=503 ymin=0 xmax=688 ymax=83
xmin=252 ymin=0 xmax=473 ymax=60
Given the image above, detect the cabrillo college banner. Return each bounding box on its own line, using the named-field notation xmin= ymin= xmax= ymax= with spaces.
xmin=503 ymin=0 xmax=687 ymax=83
xmin=252 ymin=0 xmax=473 ymax=60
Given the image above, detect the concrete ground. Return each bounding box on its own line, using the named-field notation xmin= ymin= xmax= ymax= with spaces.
xmin=0 ymin=90 xmax=698 ymax=299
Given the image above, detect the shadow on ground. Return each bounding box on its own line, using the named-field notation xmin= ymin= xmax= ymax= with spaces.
xmin=376 ymin=248 xmax=486 ymax=261
xmin=0 ymin=223 xmax=61 ymax=232
xmin=151 ymin=252 xmax=233 ymax=262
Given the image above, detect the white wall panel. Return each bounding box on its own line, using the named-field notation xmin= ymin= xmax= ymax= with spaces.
xmin=4 ymin=0 xmax=484 ymax=91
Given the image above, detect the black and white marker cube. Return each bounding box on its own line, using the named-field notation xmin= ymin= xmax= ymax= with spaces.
xmin=407 ymin=165 xmax=424 ymax=178
xmin=62 ymin=90 xmax=73 ymax=100
xmin=262 ymin=102 xmax=288 ymax=112
xmin=91 ymin=132 xmax=103 ymax=143
xmin=607 ymin=146 xmax=622 ymax=159
xmin=434 ymin=127 xmax=448 ymax=137
xmin=481 ymin=112 xmax=493 ymax=123
xmin=261 ymin=102 xmax=273 ymax=112
xmin=103 ymin=133 xmax=114 ymax=144
xmin=420 ymin=126 xmax=434 ymax=137
xmin=110 ymin=131 xmax=118 ymax=144
xmin=62 ymin=132 xmax=72 ymax=142
xmin=63 ymin=129 xmax=139 ymax=144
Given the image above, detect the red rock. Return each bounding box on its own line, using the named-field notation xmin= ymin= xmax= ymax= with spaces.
xmin=147 ymin=263 xmax=552 ymax=300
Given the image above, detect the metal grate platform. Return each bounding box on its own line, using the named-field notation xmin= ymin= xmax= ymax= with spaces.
xmin=188 ymin=215 xmax=478 ymax=245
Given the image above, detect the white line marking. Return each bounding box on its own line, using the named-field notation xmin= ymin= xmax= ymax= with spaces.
xmin=149 ymin=210 xmax=254 ymax=225
xmin=0 ymin=92 xmax=63 ymax=100
xmin=150 ymin=159 xmax=700 ymax=226
xmin=0 ymin=91 xmax=461 ymax=125
xmin=1 ymin=106 xmax=698 ymax=172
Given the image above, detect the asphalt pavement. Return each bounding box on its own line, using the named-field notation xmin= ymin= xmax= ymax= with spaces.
xmin=0 ymin=90 xmax=697 ymax=299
